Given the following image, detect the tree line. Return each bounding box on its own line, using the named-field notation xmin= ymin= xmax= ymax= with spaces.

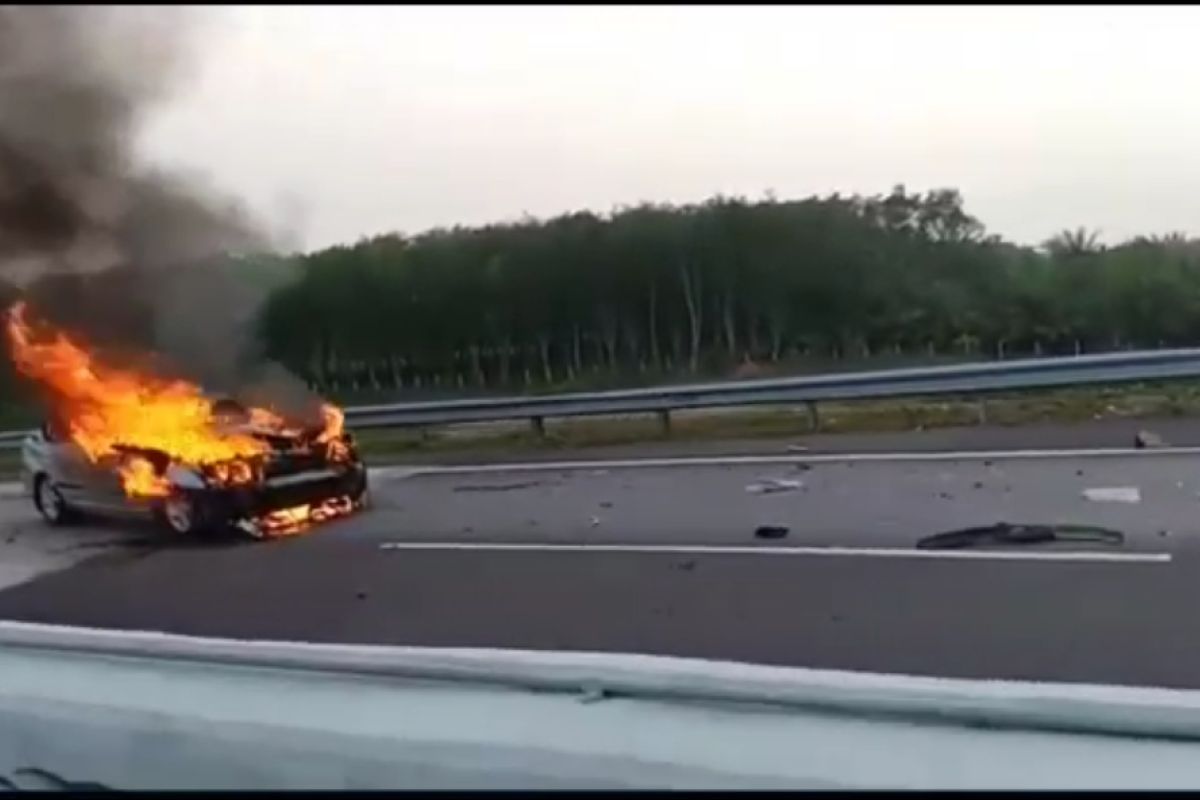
xmin=257 ymin=186 xmax=1200 ymax=395
xmin=7 ymin=185 xmax=1200 ymax=408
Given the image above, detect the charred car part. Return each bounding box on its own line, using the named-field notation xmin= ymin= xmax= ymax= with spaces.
xmin=916 ymin=523 xmax=1124 ymax=550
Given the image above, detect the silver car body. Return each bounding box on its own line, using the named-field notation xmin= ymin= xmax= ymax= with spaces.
xmin=21 ymin=424 xmax=164 ymax=520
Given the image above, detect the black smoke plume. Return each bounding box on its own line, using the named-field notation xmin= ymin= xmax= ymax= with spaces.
xmin=0 ymin=6 xmax=322 ymax=423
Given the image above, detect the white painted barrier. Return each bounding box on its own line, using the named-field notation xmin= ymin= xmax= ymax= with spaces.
xmin=2 ymin=622 xmax=1200 ymax=789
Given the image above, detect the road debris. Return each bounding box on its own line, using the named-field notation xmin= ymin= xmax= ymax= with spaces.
xmin=754 ymin=525 xmax=790 ymax=540
xmin=453 ymin=480 xmax=543 ymax=493
xmin=599 ymin=501 xmax=613 ymax=509
xmin=589 ymin=516 xmax=601 ymax=527
xmin=786 ymin=444 xmax=809 ymax=453
xmin=1135 ymin=430 xmax=1168 ymax=449
xmin=52 ymin=537 xmax=157 ymax=553
xmin=918 ymin=522 xmax=1124 ymax=550
xmin=1083 ymin=486 xmax=1141 ymax=504
xmin=745 ymin=478 xmax=803 ymax=495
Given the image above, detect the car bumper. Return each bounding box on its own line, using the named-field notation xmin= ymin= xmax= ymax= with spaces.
xmin=200 ymin=462 xmax=368 ymax=521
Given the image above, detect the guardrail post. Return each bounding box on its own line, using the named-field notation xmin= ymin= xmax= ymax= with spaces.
xmin=530 ymin=416 xmax=546 ymax=438
xmin=657 ymin=409 xmax=671 ymax=436
xmin=806 ymin=401 xmax=820 ymax=432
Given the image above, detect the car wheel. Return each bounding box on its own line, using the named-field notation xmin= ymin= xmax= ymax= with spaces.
xmin=33 ymin=474 xmax=73 ymax=526
xmin=159 ymin=493 xmax=210 ymax=536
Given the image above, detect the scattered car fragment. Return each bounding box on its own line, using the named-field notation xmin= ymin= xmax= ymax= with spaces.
xmin=917 ymin=523 xmax=1125 ymax=550
xmin=1082 ymin=487 xmax=1142 ymax=504
xmin=745 ymin=478 xmax=803 ymax=495
xmin=754 ymin=525 xmax=790 ymax=540
xmin=1135 ymin=430 xmax=1168 ymax=449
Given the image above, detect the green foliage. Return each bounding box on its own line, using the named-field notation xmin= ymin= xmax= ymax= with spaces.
xmin=253 ymin=187 xmax=1200 ymax=394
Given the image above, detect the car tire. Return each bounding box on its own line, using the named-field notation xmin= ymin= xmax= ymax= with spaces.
xmin=157 ymin=492 xmax=212 ymax=537
xmin=32 ymin=474 xmax=75 ymax=526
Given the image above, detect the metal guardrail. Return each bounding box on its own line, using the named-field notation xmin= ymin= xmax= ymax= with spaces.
xmin=340 ymin=348 xmax=1200 ymax=432
xmin=5 ymin=348 xmax=1200 ymax=449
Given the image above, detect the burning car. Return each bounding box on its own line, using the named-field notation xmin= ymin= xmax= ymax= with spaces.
xmin=7 ymin=301 xmax=368 ymax=539
xmin=20 ymin=400 xmax=368 ymax=538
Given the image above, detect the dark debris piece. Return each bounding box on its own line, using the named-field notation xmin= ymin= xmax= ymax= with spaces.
xmin=453 ymin=481 xmax=543 ymax=493
xmin=917 ymin=522 xmax=1124 ymax=551
xmin=754 ymin=525 xmax=790 ymax=540
xmin=1135 ymin=430 xmax=1168 ymax=449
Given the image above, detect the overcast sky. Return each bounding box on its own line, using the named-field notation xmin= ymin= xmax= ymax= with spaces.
xmin=136 ymin=4 xmax=1200 ymax=253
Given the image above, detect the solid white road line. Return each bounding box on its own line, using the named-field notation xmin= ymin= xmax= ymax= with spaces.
xmin=376 ymin=542 xmax=1172 ymax=563
xmin=4 ymin=446 xmax=1195 ymax=492
xmin=380 ymin=447 xmax=1200 ymax=478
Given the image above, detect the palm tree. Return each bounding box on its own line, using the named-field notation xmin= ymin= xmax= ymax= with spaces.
xmin=1042 ymin=227 xmax=1103 ymax=258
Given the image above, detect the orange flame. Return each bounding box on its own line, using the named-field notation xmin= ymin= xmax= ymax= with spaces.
xmin=259 ymin=495 xmax=358 ymax=537
xmin=4 ymin=301 xmax=344 ymax=499
xmin=315 ymin=403 xmax=349 ymax=460
xmin=122 ymin=456 xmax=171 ymax=497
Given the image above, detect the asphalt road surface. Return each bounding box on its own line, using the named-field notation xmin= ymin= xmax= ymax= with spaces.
xmin=4 ymin=446 xmax=1200 ymax=689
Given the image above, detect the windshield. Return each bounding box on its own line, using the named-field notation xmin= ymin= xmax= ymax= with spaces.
xmin=0 ymin=3 xmax=1199 ymax=790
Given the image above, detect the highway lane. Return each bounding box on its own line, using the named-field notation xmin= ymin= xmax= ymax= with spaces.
xmin=0 ymin=530 xmax=1193 ymax=689
xmin=360 ymin=451 xmax=1200 ymax=553
xmin=2 ymin=450 xmax=1200 ymax=688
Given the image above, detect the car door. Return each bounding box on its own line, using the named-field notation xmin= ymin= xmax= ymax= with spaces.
xmin=78 ymin=451 xmax=140 ymax=515
xmin=39 ymin=422 xmax=138 ymax=515
xmin=36 ymin=422 xmax=93 ymax=507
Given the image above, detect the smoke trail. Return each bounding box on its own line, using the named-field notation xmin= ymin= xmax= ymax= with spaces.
xmin=0 ymin=6 xmax=319 ymax=419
